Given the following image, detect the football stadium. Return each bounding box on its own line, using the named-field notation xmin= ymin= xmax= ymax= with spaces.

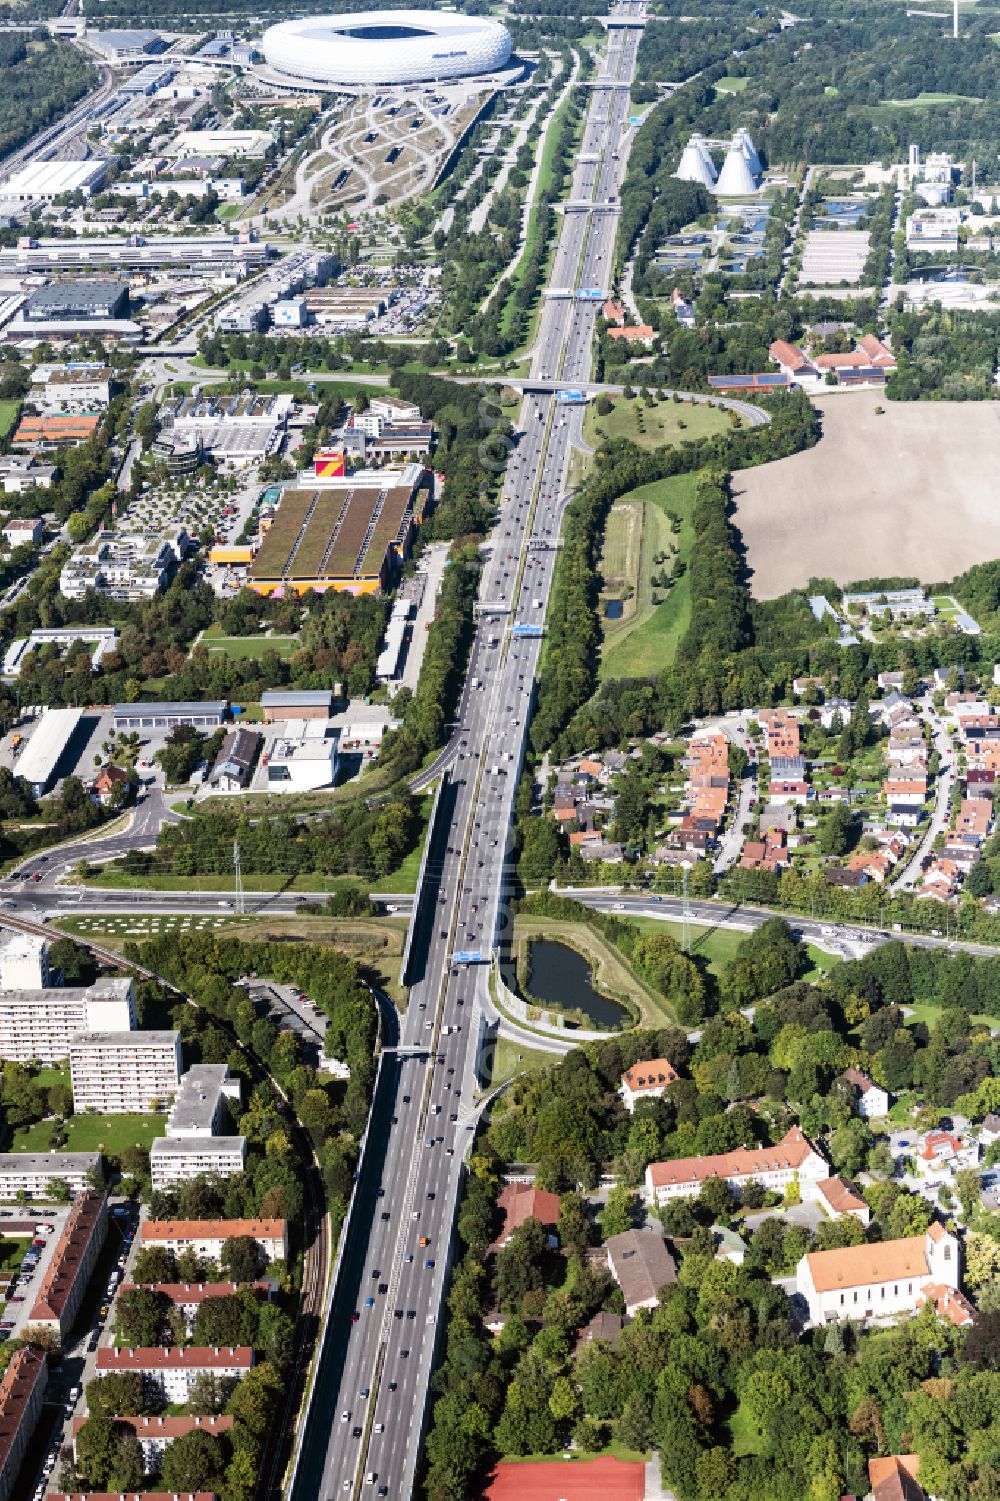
xmin=260 ymin=10 xmax=513 ymax=87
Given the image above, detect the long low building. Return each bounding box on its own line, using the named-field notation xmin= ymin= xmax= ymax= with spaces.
xmin=95 ymin=1345 xmax=253 ymax=1401
xmin=140 ymin=1217 xmax=287 ymax=1264
xmin=0 ymin=1153 xmax=100 ymax=1199
xmin=111 ymin=700 xmax=227 ymax=732
xmin=72 ymin=1412 xmax=234 ymax=1468
xmin=14 ymin=707 xmax=84 ymax=797
xmin=27 ymin=1190 xmax=107 ymax=1342
xmin=644 ymin=1126 xmax=829 ymax=1205
xmin=3 ymin=627 xmax=119 ymax=678
xmin=116 ymin=1280 xmax=270 ymax=1334
xmin=0 ymin=234 xmax=270 ymax=274
xmin=0 ymin=1346 xmax=46 ymax=1501
xmin=248 ymin=464 xmax=426 ymax=597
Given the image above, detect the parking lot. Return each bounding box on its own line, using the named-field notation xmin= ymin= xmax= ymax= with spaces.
xmin=0 ymin=1207 xmax=68 ymax=1342
xmin=120 ymin=472 xmax=261 ymax=552
xmin=239 ymin=976 xmax=328 ymax=1066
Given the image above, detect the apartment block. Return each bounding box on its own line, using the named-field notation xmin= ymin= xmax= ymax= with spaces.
xmin=0 ymin=1346 xmax=46 ymax=1501
xmin=0 ymin=933 xmax=49 ymax=990
xmin=70 ymin=1030 xmax=181 ymax=1114
xmin=95 ymin=1345 xmax=254 ymax=1401
xmin=72 ymin=1412 xmax=234 ymax=1468
xmin=0 ymin=975 xmax=135 ymax=1065
xmin=0 ymin=1152 xmax=100 ymax=1199
xmin=150 ymin=1136 xmax=247 ymax=1189
xmin=27 ymin=1190 xmax=107 ymax=1342
xmin=139 ymin=1218 xmax=288 ymax=1264
xmin=116 ymin=1280 xmax=270 ymax=1335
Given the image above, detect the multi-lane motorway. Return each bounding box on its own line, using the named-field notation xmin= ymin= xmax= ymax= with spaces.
xmin=289 ymin=10 xmax=645 ymax=1499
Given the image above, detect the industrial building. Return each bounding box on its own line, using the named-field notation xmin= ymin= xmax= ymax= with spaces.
xmin=157 ymin=392 xmax=292 ymax=461
xmin=301 ymin=286 xmax=388 ymax=328
xmin=0 ymin=1152 xmax=101 ymax=1199
xmin=260 ymin=689 xmax=333 ymax=722
xmin=168 ymin=128 xmax=275 ymax=157
xmin=0 ymin=159 xmax=110 ymax=201
xmin=0 ymin=975 xmax=136 ymax=1064
xmin=22 ymin=281 xmax=129 ymax=323
xmin=111 ymin=700 xmax=228 ymax=733
xmin=376 ymin=597 xmax=412 ymax=682
xmin=0 ymin=234 xmax=271 ymax=275
xmin=248 ymin=463 xmax=426 ymax=597
xmin=264 ymin=720 xmax=339 ymax=793
xmin=86 ymin=28 xmax=166 ymax=60
xmin=60 ymin=528 xmax=188 ymax=601
xmin=15 ymin=706 xmax=85 ymax=796
xmin=27 ymin=1190 xmax=108 ymax=1342
xmin=69 ymin=1029 xmax=183 ymax=1114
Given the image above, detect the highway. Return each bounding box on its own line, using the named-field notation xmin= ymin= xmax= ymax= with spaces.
xmin=287 ymin=10 xmax=645 ymax=1500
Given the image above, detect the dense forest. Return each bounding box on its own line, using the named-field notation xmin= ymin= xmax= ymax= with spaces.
xmin=0 ymin=35 xmax=95 ymax=165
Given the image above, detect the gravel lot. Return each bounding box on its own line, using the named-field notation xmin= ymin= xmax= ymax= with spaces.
xmin=732 ymin=390 xmax=1000 ymax=597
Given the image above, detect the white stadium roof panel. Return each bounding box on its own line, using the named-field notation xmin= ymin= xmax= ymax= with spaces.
xmin=261 ymin=9 xmax=512 ymax=86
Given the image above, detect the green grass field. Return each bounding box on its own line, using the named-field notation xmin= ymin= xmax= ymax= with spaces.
xmin=11 ymin=1114 xmax=166 ymax=1156
xmin=0 ymin=402 xmax=20 ymax=439
xmin=628 ymin=915 xmax=835 ymax=984
xmin=882 ymin=92 xmax=981 ymax=107
xmin=714 ymin=76 xmax=748 ymax=93
xmin=583 ymin=395 xmax=731 ymax=454
xmin=487 ymin=1036 xmax=558 ymax=1088
xmin=197 ymin=629 xmax=299 ymax=662
xmin=0 ymin=1239 xmax=30 ymax=1272
xmin=599 ymin=470 xmax=702 ymax=680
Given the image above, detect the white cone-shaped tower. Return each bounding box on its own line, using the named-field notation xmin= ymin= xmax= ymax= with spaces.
xmin=675 ymin=134 xmax=717 ymax=187
xmin=715 ymin=140 xmax=758 ymax=196
xmin=735 ymin=127 xmax=761 ymax=177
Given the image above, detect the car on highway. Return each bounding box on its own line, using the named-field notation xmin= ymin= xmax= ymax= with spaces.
xmin=364 ymin=1296 xmax=374 ymax=1308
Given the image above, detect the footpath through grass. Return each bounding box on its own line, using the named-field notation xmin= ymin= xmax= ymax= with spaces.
xmin=599 ymin=470 xmax=702 ymax=679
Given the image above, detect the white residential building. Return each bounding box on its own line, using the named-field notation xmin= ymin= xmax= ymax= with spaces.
xmin=150 ymin=1137 xmax=247 ymax=1189
xmin=796 ymin=1222 xmax=960 ymax=1326
xmin=0 ymin=976 xmax=135 ymax=1064
xmin=645 ymin=1126 xmax=829 ymax=1205
xmin=139 ymin=1217 xmax=288 ymax=1264
xmin=60 ymin=529 xmax=188 ymax=601
xmin=69 ymin=1029 xmax=181 ymax=1113
xmin=841 ymin=1067 xmax=890 ymax=1119
xmin=620 ymin=1058 xmax=679 ymax=1114
xmin=94 ymin=1345 xmax=253 ymax=1401
xmin=115 ymin=1280 xmax=269 ymax=1336
xmin=264 ymin=719 xmax=339 ymax=793
xmin=0 ymin=1152 xmax=100 ymax=1199
xmin=0 ymin=933 xmax=50 ymax=991
xmin=72 ymin=1412 xmax=234 ymax=1469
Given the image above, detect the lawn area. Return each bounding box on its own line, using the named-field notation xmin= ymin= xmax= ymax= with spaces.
xmin=0 ymin=401 xmax=19 ymax=439
xmin=628 ymin=915 xmax=834 ymax=985
xmin=715 ymin=75 xmax=749 ymax=93
xmin=903 ymin=1001 xmax=998 ymax=1032
xmin=583 ymin=394 xmax=732 ymax=454
xmin=882 ymin=91 xmax=982 ymax=107
xmin=730 ymin=1401 xmax=766 ymax=1458
xmin=11 ymin=1114 xmax=166 ymax=1156
xmin=486 ymin=1036 xmax=558 ymax=1088
xmin=0 ymin=1239 xmax=30 ymax=1272
xmin=599 ymin=470 xmax=703 ymax=679
xmin=196 ymin=631 xmax=299 ymax=662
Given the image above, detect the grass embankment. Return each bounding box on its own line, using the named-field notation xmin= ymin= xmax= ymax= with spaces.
xmin=511 ymin=916 xmax=676 ymax=1027
xmin=599 ymin=470 xmax=702 ymax=679
xmin=583 ymin=395 xmax=732 ymax=453
xmin=485 ymin=1036 xmax=559 ymax=1088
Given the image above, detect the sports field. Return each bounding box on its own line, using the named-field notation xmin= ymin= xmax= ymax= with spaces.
xmin=599 ymin=470 xmax=702 ymax=678
xmin=732 ymin=391 xmax=1000 ymax=597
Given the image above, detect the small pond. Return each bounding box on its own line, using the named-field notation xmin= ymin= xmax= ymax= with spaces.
xmin=526 ymin=939 xmax=628 ymax=1029
xmin=604 ymin=598 xmax=624 ymax=620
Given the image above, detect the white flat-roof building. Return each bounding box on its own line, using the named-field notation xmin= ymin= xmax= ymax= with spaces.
xmin=0 ymin=976 xmax=135 ymax=1064
xmin=35 ymin=366 xmax=112 ymax=410
xmin=169 ymin=129 xmax=275 ymax=158
xmin=60 ymin=529 xmax=187 ymax=602
xmin=0 ymin=159 xmax=110 ymax=201
xmin=0 ymin=933 xmax=49 ymax=991
xmin=150 ymin=1136 xmax=247 ymax=1188
xmin=16 ymin=707 xmax=84 ymax=795
xmin=265 ymin=719 xmax=339 ymax=793
xmin=3 ymin=627 xmax=119 ymax=678
xmin=0 ymin=1152 xmax=100 ymax=1198
xmin=70 ymin=1029 xmax=181 ymax=1113
xmin=150 ymin=1063 xmax=246 ymax=1188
